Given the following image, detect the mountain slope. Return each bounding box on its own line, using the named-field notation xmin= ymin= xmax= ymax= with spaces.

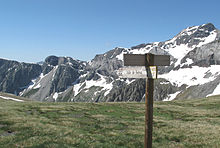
xmin=0 ymin=23 xmax=220 ymax=102
xmin=0 ymin=59 xmax=42 ymax=95
xmin=21 ymin=56 xmax=87 ymax=101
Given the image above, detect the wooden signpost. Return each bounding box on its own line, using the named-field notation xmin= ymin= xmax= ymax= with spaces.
xmin=118 ymin=53 xmax=170 ymax=148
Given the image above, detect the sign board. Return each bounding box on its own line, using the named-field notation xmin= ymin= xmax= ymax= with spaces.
xmin=118 ymin=53 xmax=170 ymax=148
xmin=117 ymin=66 xmax=157 ymax=79
xmin=124 ymin=54 xmax=170 ymax=66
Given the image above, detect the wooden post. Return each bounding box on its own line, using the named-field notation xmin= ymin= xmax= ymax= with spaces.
xmin=145 ymin=53 xmax=154 ymax=148
xmin=145 ymin=78 xmax=154 ymax=148
xmin=118 ymin=53 xmax=170 ymax=147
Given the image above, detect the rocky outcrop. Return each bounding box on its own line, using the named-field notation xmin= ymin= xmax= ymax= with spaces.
xmin=88 ymin=47 xmax=124 ymax=77
xmin=0 ymin=59 xmax=42 ymax=94
xmin=181 ymin=40 xmax=220 ymax=67
xmin=175 ymin=75 xmax=220 ymax=100
xmin=21 ymin=56 xmax=87 ymax=101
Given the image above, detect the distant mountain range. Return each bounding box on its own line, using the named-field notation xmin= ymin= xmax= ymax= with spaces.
xmin=1 ymin=23 xmax=220 ymax=102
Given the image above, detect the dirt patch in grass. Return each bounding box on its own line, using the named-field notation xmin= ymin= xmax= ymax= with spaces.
xmin=0 ymin=130 xmax=16 ymax=137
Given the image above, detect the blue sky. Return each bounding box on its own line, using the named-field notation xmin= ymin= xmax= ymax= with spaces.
xmin=0 ymin=0 xmax=220 ymax=63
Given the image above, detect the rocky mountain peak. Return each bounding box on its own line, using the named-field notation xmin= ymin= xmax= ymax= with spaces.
xmin=44 ymin=55 xmax=84 ymax=68
xmin=170 ymin=23 xmax=217 ymax=48
xmin=124 ymin=23 xmax=218 ymax=54
xmin=45 ymin=56 xmax=59 ymax=66
xmin=199 ymin=23 xmax=216 ymax=32
xmin=178 ymin=23 xmax=215 ymax=36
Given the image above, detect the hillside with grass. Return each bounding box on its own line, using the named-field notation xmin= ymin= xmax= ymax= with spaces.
xmin=0 ymin=93 xmax=220 ymax=148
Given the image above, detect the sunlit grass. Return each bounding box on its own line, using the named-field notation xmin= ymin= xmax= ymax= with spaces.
xmin=0 ymin=93 xmax=220 ymax=147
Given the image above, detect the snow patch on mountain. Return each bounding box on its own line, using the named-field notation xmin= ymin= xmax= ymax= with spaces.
xmin=184 ymin=26 xmax=199 ymax=36
xmin=180 ymin=58 xmax=193 ymax=67
xmin=116 ymin=48 xmax=130 ymax=61
xmin=84 ymin=74 xmax=113 ymax=96
xmin=166 ymin=44 xmax=194 ymax=66
xmin=125 ymin=79 xmax=135 ymax=85
xmin=26 ymin=79 xmax=37 ymax=90
xmin=163 ymin=91 xmax=181 ymax=101
xmin=20 ymin=72 xmax=45 ymax=95
xmin=197 ymin=30 xmax=217 ymax=47
xmin=73 ymin=73 xmax=113 ymax=97
xmin=160 ymin=81 xmax=170 ymax=85
xmin=53 ymin=92 xmax=59 ymax=101
xmin=207 ymin=83 xmax=220 ymax=97
xmin=52 ymin=66 xmax=58 ymax=81
xmin=73 ymin=83 xmax=83 ymax=97
xmin=130 ymin=46 xmax=152 ymax=54
xmin=0 ymin=95 xmax=24 ymax=102
xmin=20 ymin=72 xmax=43 ymax=92
xmin=33 ymin=83 xmax=41 ymax=89
xmin=160 ymin=65 xmax=220 ymax=87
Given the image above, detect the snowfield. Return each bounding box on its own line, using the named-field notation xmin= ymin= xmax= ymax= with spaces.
xmin=0 ymin=95 xmax=24 ymax=102
xmin=160 ymin=65 xmax=220 ymax=87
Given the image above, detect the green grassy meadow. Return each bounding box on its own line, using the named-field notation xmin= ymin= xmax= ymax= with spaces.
xmin=0 ymin=93 xmax=220 ymax=148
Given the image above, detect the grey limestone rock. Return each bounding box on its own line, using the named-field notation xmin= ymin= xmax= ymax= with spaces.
xmin=0 ymin=59 xmax=42 ymax=94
